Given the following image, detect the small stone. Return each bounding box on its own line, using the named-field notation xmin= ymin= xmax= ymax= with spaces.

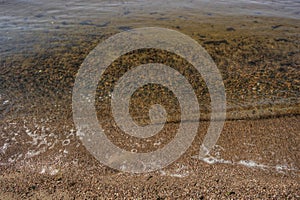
xmin=226 ymin=27 xmax=236 ymax=31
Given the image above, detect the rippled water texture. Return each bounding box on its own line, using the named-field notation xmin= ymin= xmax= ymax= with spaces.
xmin=1 ymin=0 xmax=299 ymax=53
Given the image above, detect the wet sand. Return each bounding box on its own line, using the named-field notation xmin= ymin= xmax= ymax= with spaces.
xmin=0 ymin=115 xmax=299 ymax=199
xmin=0 ymin=13 xmax=299 ymax=199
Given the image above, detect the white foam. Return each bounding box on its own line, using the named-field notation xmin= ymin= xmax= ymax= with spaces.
xmin=40 ymin=167 xmax=46 ymax=174
xmin=76 ymin=129 xmax=85 ymax=137
xmin=8 ymin=153 xmax=23 ymax=163
xmin=154 ymin=141 xmax=161 ymax=146
xmin=40 ymin=166 xmax=59 ymax=176
xmin=49 ymin=166 xmax=59 ymax=175
xmin=197 ymin=154 xmax=299 ymax=174
xmin=275 ymin=164 xmax=299 ymax=172
xmin=0 ymin=143 xmax=9 ymax=154
xmin=238 ymin=160 xmax=267 ymax=169
xmin=62 ymin=139 xmax=70 ymax=146
xmin=170 ymin=172 xmax=189 ymax=178
xmin=201 ymin=156 xmax=232 ymax=164
xmin=25 ymin=149 xmax=42 ymax=159
xmin=0 ymin=162 xmax=8 ymax=166
xmin=160 ymin=164 xmax=190 ymax=178
xmin=160 ymin=170 xmax=189 ymax=178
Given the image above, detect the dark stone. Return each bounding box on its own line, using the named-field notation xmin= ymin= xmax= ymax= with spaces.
xmin=79 ymin=20 xmax=93 ymax=25
xmin=203 ymin=40 xmax=229 ymax=45
xmin=35 ymin=13 xmax=44 ymax=18
xmin=226 ymin=27 xmax=236 ymax=31
xmin=274 ymin=38 xmax=289 ymax=42
xmin=272 ymin=25 xmax=283 ymax=29
xmin=118 ymin=26 xmax=132 ymax=31
xmin=157 ymin=17 xmax=168 ymax=20
xmin=123 ymin=10 xmax=130 ymax=15
xmin=29 ymin=185 xmax=37 ymax=190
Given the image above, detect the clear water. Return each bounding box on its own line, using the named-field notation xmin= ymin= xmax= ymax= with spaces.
xmin=1 ymin=0 xmax=299 ymax=32
xmin=0 ymin=0 xmax=299 ymax=116
xmin=0 ymin=0 xmax=299 ymax=55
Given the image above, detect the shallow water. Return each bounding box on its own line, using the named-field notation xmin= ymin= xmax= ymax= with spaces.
xmin=1 ymin=0 xmax=299 ymax=114
xmin=1 ymin=0 xmax=299 ymax=54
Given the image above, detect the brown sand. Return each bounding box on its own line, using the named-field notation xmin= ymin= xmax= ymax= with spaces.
xmin=0 ymin=115 xmax=299 ymax=199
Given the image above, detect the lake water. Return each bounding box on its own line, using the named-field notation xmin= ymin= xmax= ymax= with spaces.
xmin=0 ymin=0 xmax=299 ymax=116
xmin=1 ymin=0 xmax=299 ymax=55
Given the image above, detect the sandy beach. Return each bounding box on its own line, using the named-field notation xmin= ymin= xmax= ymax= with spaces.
xmin=0 ymin=115 xmax=299 ymax=199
